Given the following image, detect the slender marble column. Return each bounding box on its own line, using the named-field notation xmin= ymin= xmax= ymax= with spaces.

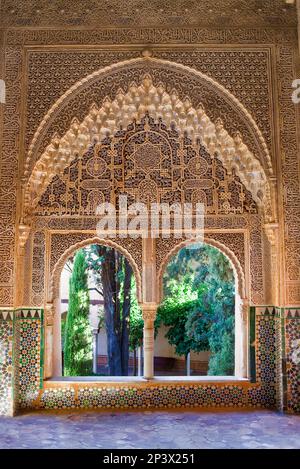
xmin=92 ymin=329 xmax=98 ymax=375
xmin=141 ymin=303 xmax=158 ymax=380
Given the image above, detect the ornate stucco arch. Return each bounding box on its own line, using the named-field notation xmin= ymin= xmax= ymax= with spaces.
xmin=48 ymin=236 xmax=142 ymax=378
xmin=157 ymin=237 xmax=246 ymax=301
xmin=157 ymin=236 xmax=249 ymax=379
xmin=20 ymin=56 xmax=273 ymax=381
xmin=50 ymin=236 xmax=142 ymax=304
xmin=21 ymin=57 xmax=276 ymax=225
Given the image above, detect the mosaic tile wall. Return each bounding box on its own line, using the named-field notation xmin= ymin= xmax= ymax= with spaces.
xmin=0 ymin=310 xmax=14 ymax=416
xmin=275 ymin=308 xmax=284 ymax=412
xmin=38 ymin=382 xmax=261 ymax=410
xmin=29 ymin=306 xmax=280 ymax=412
xmin=284 ymin=309 xmax=300 ymax=414
xmin=1 ymin=305 xmax=297 ymax=414
xmin=254 ymin=307 xmax=277 ymax=409
xmin=14 ymin=309 xmax=44 ymax=410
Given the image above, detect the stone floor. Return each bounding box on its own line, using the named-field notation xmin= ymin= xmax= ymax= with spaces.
xmin=0 ymin=409 xmax=299 ymax=449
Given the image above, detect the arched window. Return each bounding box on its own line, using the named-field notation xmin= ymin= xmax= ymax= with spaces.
xmin=53 ymin=244 xmax=141 ymax=378
xmin=156 ymin=242 xmax=247 ymax=378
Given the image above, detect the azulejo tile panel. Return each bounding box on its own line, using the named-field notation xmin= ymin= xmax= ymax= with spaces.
xmin=36 ymin=381 xmax=277 ymax=411
xmin=254 ymin=307 xmax=277 ymax=405
xmin=15 ymin=309 xmax=43 ymax=410
xmin=0 ymin=311 xmax=14 ymax=416
xmin=38 ymin=383 xmax=257 ymax=411
xmin=1 ymin=305 xmax=298 ymax=413
xmin=275 ymin=309 xmax=284 ymax=412
xmin=284 ymin=309 xmax=300 ymax=414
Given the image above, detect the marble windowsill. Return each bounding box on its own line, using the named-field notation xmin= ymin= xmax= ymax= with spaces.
xmin=47 ymin=376 xmax=249 ymax=383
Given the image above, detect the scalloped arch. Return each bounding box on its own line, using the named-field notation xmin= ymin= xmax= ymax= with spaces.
xmin=50 ymin=237 xmax=142 ymax=303
xmin=157 ymin=237 xmax=246 ymax=301
xmin=24 ymin=57 xmax=274 ymax=219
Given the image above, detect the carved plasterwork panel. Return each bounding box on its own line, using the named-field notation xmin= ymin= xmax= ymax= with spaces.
xmin=31 ymin=232 xmax=45 ymax=307
xmin=5 ymin=28 xmax=298 ymax=47
xmin=24 ymin=61 xmax=273 ymax=209
xmin=49 ymin=232 xmax=94 ymax=275
xmin=249 ymin=215 xmax=264 ymax=305
xmin=25 ymin=50 xmax=139 ymax=150
xmin=276 ymin=46 xmax=300 ymax=304
xmin=155 ymin=49 xmax=274 ymax=158
xmin=1 ymin=1 xmax=296 ymax=29
xmin=0 ymin=46 xmax=23 ymax=306
xmin=24 ymin=48 xmax=273 ymax=162
xmin=35 ymin=115 xmax=258 ymax=218
xmin=34 ymin=214 xmax=250 ymax=232
xmin=0 ymin=13 xmax=299 ymax=310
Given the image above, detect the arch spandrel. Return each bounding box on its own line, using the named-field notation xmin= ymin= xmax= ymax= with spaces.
xmin=22 ymin=58 xmax=276 ymax=224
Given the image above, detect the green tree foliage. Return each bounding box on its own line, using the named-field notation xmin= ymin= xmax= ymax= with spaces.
xmin=63 ymin=249 xmax=93 ymax=376
xmin=85 ymin=245 xmax=135 ymax=375
xmin=156 ymin=299 xmax=209 ymax=356
xmin=159 ymin=244 xmax=235 ymax=375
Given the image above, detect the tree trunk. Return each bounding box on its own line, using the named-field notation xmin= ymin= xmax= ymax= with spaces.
xmin=121 ymin=258 xmax=132 ymax=375
xmin=98 ymin=246 xmax=122 ymax=376
xmin=97 ymin=246 xmax=132 ymax=377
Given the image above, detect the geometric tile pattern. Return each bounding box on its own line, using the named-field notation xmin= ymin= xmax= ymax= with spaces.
xmin=256 ymin=314 xmax=277 ymax=384
xmin=247 ymin=383 xmax=276 ymax=408
xmin=15 ymin=309 xmax=43 ymax=410
xmin=36 ymin=377 xmax=283 ymax=411
xmin=275 ymin=310 xmax=284 ymax=412
xmin=284 ymin=310 xmax=300 ymax=414
xmin=30 ymin=305 xmax=283 ymax=412
xmin=40 ymin=387 xmax=76 ymax=409
xmin=252 ymin=307 xmax=277 ymax=408
xmin=0 ymin=313 xmax=14 ymax=416
xmin=39 ymin=382 xmax=255 ymax=410
xmin=1 ymin=305 xmax=298 ymax=413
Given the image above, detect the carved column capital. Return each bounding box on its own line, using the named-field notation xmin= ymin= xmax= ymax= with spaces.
xmin=140 ymin=302 xmax=158 ymax=322
xmin=45 ymin=302 xmax=54 ymax=326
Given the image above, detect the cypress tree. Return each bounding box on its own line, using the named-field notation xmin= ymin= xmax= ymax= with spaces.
xmin=63 ymin=249 xmax=93 ymax=376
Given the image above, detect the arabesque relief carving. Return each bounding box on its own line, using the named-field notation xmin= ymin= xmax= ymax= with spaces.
xmin=1 ymin=1 xmax=296 ymax=29
xmin=0 ymin=12 xmax=298 ymax=314
xmin=24 ymin=48 xmax=273 ymax=161
xmin=0 ymin=1 xmax=299 ymax=417
xmin=24 ymin=70 xmax=273 ymax=223
xmin=35 ymin=114 xmax=258 ymax=217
